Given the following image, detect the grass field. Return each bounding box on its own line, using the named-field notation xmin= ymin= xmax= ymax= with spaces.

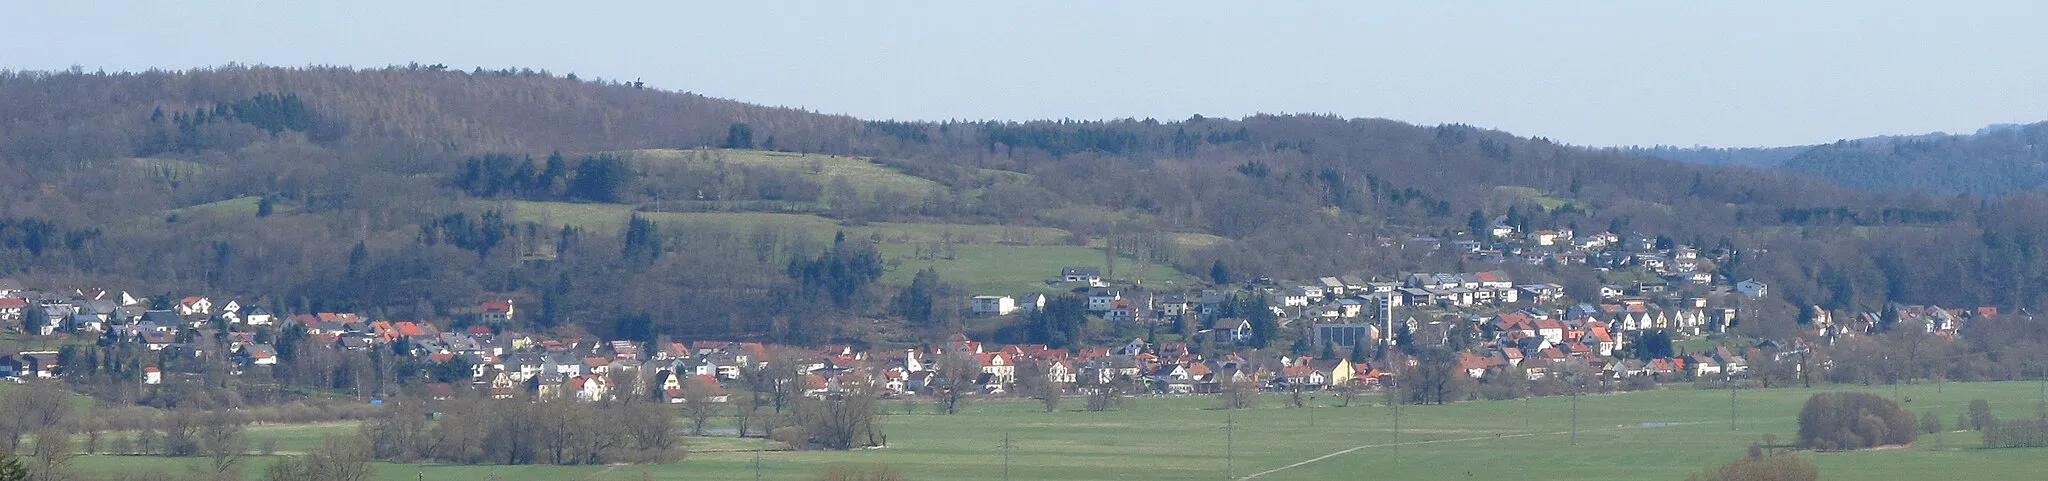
xmin=622 ymin=148 xmax=942 ymax=197
xmin=169 ymin=195 xmax=266 ymax=218
xmin=482 ymin=199 xmax=1196 ymax=293
xmin=67 ymin=381 xmax=2048 ymax=480
xmin=1495 ymin=185 xmax=1574 ymax=212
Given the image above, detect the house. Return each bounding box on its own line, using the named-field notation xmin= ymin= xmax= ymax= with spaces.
xmin=1015 ymin=293 xmax=1048 ymax=313
xmin=976 ymin=352 xmax=1016 ymax=385
xmin=239 ymin=344 xmax=279 ymax=365
xmin=0 ymin=297 xmax=26 ymax=322
xmin=1313 ymin=323 xmax=1378 ymax=349
xmin=142 ymin=366 xmax=162 ymax=385
xmin=972 ymin=295 xmax=1018 ymax=316
xmin=1691 ymin=355 xmax=1722 ymax=377
xmin=568 ymin=374 xmax=610 ymax=402
xmin=242 ymin=306 xmax=274 ymax=325
xmin=1335 ymin=298 xmax=1364 ymax=318
xmin=1060 ymin=267 xmax=1104 ymax=285
xmin=1273 ymin=288 xmax=1310 ymax=307
xmin=175 ymin=297 xmax=212 ymax=317
xmin=1736 ymin=279 xmax=1769 ymax=298
xmin=0 ymin=278 xmax=21 ymax=297
xmin=1087 ymin=288 xmax=1123 ymax=311
xmin=482 ymin=299 xmax=516 ymax=323
xmin=1318 ymin=277 xmax=1347 ymax=297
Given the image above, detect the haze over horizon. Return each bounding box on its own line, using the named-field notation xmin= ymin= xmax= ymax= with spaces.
xmin=6 ymin=1 xmax=2044 ymax=147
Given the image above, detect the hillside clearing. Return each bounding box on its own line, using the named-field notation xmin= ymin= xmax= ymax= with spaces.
xmin=620 ymin=148 xmax=942 ymax=196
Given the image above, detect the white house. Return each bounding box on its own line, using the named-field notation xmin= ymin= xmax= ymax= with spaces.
xmin=972 ymin=295 xmax=1018 ymax=316
xmin=175 ymin=297 xmax=212 ymax=317
xmin=1088 ymin=288 xmax=1122 ymax=311
xmin=1060 ymin=267 xmax=1103 ymax=285
xmin=1736 ymin=279 xmax=1769 ymax=298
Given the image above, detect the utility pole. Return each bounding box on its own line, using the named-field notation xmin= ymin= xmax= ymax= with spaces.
xmin=1392 ymin=378 xmax=1401 ymax=465
xmin=753 ymin=448 xmax=763 ymax=481
xmin=1570 ymin=377 xmax=1580 ymax=445
xmin=1225 ymin=412 xmax=1236 ymax=479
xmin=1001 ymin=432 xmax=1014 ymax=481
xmin=1731 ymin=380 xmax=1738 ymax=431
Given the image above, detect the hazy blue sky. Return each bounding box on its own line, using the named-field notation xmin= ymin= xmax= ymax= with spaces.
xmin=7 ymin=1 xmax=2044 ymax=147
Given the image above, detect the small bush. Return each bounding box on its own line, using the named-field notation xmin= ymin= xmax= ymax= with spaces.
xmin=1919 ymin=411 xmax=1943 ymax=434
xmin=817 ymin=463 xmax=906 ymax=481
xmin=772 ymin=426 xmax=808 ymax=451
xmin=1685 ymin=454 xmax=1818 ymax=481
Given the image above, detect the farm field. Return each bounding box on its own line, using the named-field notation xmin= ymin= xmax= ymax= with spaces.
xmin=70 ymin=381 xmax=2048 ymax=480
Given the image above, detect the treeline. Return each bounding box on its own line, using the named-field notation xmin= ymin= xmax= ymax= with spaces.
xmin=359 ymin=398 xmax=681 ymax=465
xmin=454 ymin=152 xmax=634 ymax=203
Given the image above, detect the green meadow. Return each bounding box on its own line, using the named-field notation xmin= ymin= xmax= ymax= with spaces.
xmin=67 ymin=381 xmax=2048 ymax=480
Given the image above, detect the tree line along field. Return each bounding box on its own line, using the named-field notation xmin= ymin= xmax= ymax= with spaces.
xmin=62 ymin=381 xmax=2048 ymax=481
xmin=463 ymin=199 xmax=1200 ymax=294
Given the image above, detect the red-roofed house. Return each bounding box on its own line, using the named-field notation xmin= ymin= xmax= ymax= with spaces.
xmin=977 ymin=352 xmax=1016 ymax=384
xmin=0 ymin=297 xmax=25 ymax=321
xmin=176 ymin=296 xmax=213 ymax=317
xmin=481 ymin=299 xmax=515 ymax=323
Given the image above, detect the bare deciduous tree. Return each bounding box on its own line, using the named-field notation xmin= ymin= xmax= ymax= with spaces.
xmin=935 ymin=352 xmax=981 ymax=415
xmin=679 ymin=376 xmax=722 ymax=435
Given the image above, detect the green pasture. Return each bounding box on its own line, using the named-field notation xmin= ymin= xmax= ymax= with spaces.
xmin=621 ymin=148 xmax=941 ymax=197
xmin=69 ymin=381 xmax=2048 ymax=480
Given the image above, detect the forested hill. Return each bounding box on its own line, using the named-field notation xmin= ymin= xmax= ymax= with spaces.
xmin=2 ymin=65 xmax=2045 ymax=346
xmin=1780 ymin=122 xmax=2048 ymax=196
xmin=1616 ymin=145 xmax=1810 ymax=169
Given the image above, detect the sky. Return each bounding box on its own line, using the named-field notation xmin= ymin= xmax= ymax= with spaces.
xmin=6 ymin=1 xmax=2045 ymax=147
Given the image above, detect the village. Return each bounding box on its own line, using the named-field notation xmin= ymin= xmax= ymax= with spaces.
xmin=0 ymin=224 xmax=1991 ymax=407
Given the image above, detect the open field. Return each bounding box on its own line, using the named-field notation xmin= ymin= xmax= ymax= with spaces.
xmin=621 ymin=148 xmax=942 ymax=197
xmin=1494 ymin=185 xmax=1575 ymax=212
xmin=169 ymin=195 xmax=267 ymax=218
xmin=481 ymin=199 xmax=1199 ymax=293
xmin=70 ymin=381 xmax=2048 ymax=480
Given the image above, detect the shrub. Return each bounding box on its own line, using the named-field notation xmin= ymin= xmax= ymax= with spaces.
xmin=1685 ymin=454 xmax=1818 ymax=481
xmin=771 ymin=426 xmax=808 ymax=451
xmin=1968 ymin=399 xmax=1994 ymax=431
xmin=1919 ymin=411 xmax=1943 ymax=434
xmin=817 ymin=463 xmax=906 ymax=481
xmin=1796 ymin=392 xmax=1917 ymax=450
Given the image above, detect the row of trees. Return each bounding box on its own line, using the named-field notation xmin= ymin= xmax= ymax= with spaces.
xmin=359 ymin=398 xmax=681 ymax=466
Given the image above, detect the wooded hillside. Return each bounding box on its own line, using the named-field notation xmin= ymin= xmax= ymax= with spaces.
xmin=2 ymin=65 xmax=2045 ymax=346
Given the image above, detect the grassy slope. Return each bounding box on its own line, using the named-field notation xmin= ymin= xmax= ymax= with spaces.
xmin=71 ymin=381 xmax=2048 ymax=481
xmin=1494 ymin=185 xmax=1572 ymax=211
xmin=621 ymin=148 xmax=941 ymax=197
xmin=486 ymin=200 xmax=1198 ymax=293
